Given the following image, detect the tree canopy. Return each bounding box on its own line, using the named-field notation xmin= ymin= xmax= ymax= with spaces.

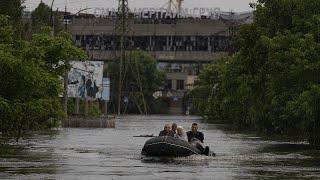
xmin=193 ymin=0 xmax=320 ymax=146
xmin=31 ymin=2 xmax=63 ymax=34
xmin=0 ymin=15 xmax=86 ymax=142
xmin=0 ymin=0 xmax=24 ymax=23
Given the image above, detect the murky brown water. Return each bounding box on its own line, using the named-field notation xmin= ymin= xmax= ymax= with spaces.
xmin=0 ymin=115 xmax=320 ymax=179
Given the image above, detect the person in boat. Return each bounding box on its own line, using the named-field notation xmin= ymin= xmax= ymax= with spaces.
xmin=175 ymin=126 xmax=187 ymax=141
xmin=186 ymin=123 xmax=209 ymax=155
xmin=186 ymin=123 xmax=204 ymax=143
xmin=159 ymin=124 xmax=175 ymax=137
xmin=171 ymin=123 xmax=177 ymax=134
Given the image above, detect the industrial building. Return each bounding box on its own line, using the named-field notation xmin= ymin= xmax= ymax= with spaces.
xmin=65 ymin=10 xmax=252 ymax=114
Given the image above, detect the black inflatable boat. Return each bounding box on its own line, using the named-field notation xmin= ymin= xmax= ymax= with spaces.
xmin=141 ymin=136 xmax=210 ymax=157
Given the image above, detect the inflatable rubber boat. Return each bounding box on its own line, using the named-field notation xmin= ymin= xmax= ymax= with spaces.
xmin=141 ymin=136 xmax=214 ymax=157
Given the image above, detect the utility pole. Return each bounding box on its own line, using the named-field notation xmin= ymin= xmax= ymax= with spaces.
xmin=50 ymin=0 xmax=55 ymax=36
xmin=177 ymin=0 xmax=183 ymax=16
xmin=167 ymin=0 xmax=173 ymax=14
xmin=164 ymin=0 xmax=183 ymax=17
xmin=63 ymin=2 xmax=69 ymax=117
xmin=115 ymin=0 xmax=148 ymax=115
xmin=116 ymin=0 xmax=129 ymax=115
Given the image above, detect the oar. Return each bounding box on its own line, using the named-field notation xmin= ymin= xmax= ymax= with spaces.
xmin=133 ymin=134 xmax=155 ymax=137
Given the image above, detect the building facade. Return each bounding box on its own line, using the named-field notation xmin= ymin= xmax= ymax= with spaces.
xmin=67 ymin=12 xmax=252 ymax=114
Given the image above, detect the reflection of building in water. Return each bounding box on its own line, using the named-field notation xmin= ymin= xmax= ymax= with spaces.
xmin=65 ymin=11 xmax=252 ymax=114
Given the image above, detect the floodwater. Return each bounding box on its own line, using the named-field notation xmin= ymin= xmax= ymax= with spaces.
xmin=0 ymin=115 xmax=320 ymax=179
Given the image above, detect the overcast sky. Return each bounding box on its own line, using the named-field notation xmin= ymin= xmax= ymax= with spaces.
xmin=24 ymin=0 xmax=256 ymax=13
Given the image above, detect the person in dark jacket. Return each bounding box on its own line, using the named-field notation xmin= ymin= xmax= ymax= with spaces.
xmin=186 ymin=123 xmax=204 ymax=143
xmin=159 ymin=124 xmax=175 ymax=137
xmin=187 ymin=123 xmax=210 ymax=155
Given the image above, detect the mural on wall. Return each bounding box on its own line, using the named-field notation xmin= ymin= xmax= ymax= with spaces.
xmin=68 ymin=61 xmax=104 ymax=99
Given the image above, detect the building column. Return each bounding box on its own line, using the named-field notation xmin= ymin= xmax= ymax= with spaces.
xmin=149 ymin=36 xmax=152 ymax=51
xmin=166 ymin=36 xmax=170 ymax=51
xmin=170 ymin=36 xmax=173 ymax=51
xmin=84 ymin=35 xmax=90 ymax=51
xmin=208 ymin=36 xmax=211 ymax=52
xmin=172 ymin=78 xmax=177 ymax=90
xmin=78 ymin=35 xmax=82 ymax=47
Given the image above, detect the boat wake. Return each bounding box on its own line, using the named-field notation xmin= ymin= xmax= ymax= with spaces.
xmin=141 ymin=154 xmax=216 ymax=165
xmin=173 ymin=154 xmax=217 ymax=161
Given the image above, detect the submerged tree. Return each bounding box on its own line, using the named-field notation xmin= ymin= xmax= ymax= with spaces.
xmin=108 ymin=51 xmax=165 ymax=114
xmin=0 ymin=16 xmax=86 ymax=142
xmin=193 ymin=0 xmax=320 ymax=146
xmin=0 ymin=16 xmax=60 ymax=141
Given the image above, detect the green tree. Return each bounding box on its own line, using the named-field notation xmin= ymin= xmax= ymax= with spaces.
xmin=0 ymin=0 xmax=26 ymax=39
xmin=108 ymin=51 xmax=165 ymax=114
xmin=0 ymin=0 xmax=24 ymax=23
xmin=30 ymin=27 xmax=86 ymax=77
xmin=31 ymin=2 xmax=51 ymax=27
xmin=31 ymin=28 xmax=87 ymax=116
xmin=31 ymin=2 xmax=63 ymax=34
xmin=0 ymin=16 xmax=61 ymax=142
xmin=0 ymin=16 xmax=86 ymax=142
xmin=194 ymin=0 xmax=320 ymax=145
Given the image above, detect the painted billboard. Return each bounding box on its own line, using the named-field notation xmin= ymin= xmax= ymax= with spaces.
xmin=67 ymin=61 xmax=104 ymax=99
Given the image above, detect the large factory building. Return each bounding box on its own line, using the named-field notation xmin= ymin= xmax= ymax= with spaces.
xmin=66 ymin=11 xmax=252 ymax=114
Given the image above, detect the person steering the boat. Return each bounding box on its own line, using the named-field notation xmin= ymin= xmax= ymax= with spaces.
xmin=187 ymin=123 xmax=210 ymax=155
xmin=159 ymin=124 xmax=175 ymax=137
xmin=186 ymin=123 xmax=204 ymax=143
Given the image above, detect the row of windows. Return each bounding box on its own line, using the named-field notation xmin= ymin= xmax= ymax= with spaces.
xmin=75 ymin=35 xmax=231 ymax=52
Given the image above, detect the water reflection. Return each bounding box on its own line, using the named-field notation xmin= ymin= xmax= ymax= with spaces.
xmin=0 ymin=115 xmax=319 ymax=179
xmin=0 ymin=142 xmax=59 ymax=178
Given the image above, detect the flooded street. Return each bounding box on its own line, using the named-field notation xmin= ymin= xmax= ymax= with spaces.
xmin=1 ymin=115 xmax=320 ymax=179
